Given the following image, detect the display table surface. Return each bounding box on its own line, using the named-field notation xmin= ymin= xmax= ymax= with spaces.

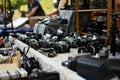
xmin=9 ymin=36 xmax=86 ymax=80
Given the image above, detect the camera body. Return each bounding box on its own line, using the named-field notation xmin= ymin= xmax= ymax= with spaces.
xmin=28 ymin=68 xmax=59 ymax=80
xmin=21 ymin=56 xmax=40 ymax=74
xmin=53 ymin=40 xmax=70 ymax=53
xmin=90 ymin=0 xmax=107 ymax=9
xmin=62 ymin=55 xmax=116 ymax=80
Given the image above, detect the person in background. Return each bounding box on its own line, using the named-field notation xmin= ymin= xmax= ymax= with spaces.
xmin=46 ymin=0 xmax=68 ymax=17
xmin=20 ymin=0 xmax=45 ymax=18
xmin=31 ymin=0 xmax=68 ymax=28
xmin=33 ymin=0 xmax=70 ymax=34
xmin=19 ymin=0 xmax=45 ymax=28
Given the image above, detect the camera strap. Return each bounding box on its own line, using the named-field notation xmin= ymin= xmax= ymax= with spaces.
xmin=23 ymin=46 xmax=30 ymax=57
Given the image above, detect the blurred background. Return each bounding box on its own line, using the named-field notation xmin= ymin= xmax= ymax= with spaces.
xmin=0 ymin=0 xmax=54 ymax=20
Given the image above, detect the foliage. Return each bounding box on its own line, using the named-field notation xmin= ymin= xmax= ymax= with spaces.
xmin=19 ymin=0 xmax=54 ymax=14
xmin=0 ymin=0 xmax=27 ymax=9
xmin=1 ymin=0 xmax=54 ymax=20
xmin=40 ymin=0 xmax=54 ymax=14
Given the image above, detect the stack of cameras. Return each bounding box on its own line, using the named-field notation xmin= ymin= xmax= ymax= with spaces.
xmin=83 ymin=20 xmax=107 ymax=36
xmin=79 ymin=0 xmax=107 ymax=9
xmin=78 ymin=0 xmax=108 ymax=37
xmin=12 ymin=31 xmax=107 ymax=56
xmin=20 ymin=53 xmax=59 ymax=80
xmin=70 ymin=0 xmax=107 ymax=9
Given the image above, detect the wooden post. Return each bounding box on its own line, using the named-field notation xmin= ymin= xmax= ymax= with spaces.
xmin=115 ymin=0 xmax=120 ymax=30
xmin=75 ymin=0 xmax=80 ymax=33
xmin=107 ymin=0 xmax=112 ymax=32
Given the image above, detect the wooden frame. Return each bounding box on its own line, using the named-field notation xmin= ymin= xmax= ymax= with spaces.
xmin=75 ymin=0 xmax=112 ymax=34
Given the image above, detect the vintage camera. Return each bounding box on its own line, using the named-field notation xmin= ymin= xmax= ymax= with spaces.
xmin=53 ymin=40 xmax=70 ymax=53
xmin=25 ymin=36 xmax=39 ymax=49
xmin=16 ymin=33 xmax=28 ymax=43
xmin=63 ymin=32 xmax=82 ymax=48
xmin=16 ymin=33 xmax=39 ymax=49
xmin=0 ymin=48 xmax=9 ymax=56
xmin=39 ymin=39 xmax=53 ymax=48
xmin=77 ymin=36 xmax=105 ymax=55
xmin=37 ymin=48 xmax=57 ymax=58
xmin=78 ymin=46 xmax=95 ymax=55
xmin=25 ymin=33 xmax=42 ymax=49
xmin=85 ymin=20 xmax=106 ymax=36
xmin=64 ymin=32 xmax=93 ymax=48
xmin=90 ymin=0 xmax=107 ymax=9
xmin=26 ymin=33 xmax=42 ymax=40
xmin=28 ymin=38 xmax=39 ymax=49
xmin=80 ymin=35 xmax=98 ymax=46
xmin=79 ymin=13 xmax=91 ymax=30
xmin=38 ymin=34 xmax=70 ymax=53
xmin=79 ymin=0 xmax=90 ymax=9
xmin=21 ymin=56 xmax=40 ymax=74
xmin=57 ymin=27 xmax=64 ymax=40
xmin=63 ymin=36 xmax=81 ymax=48
xmin=98 ymin=46 xmax=110 ymax=58
xmin=51 ymin=36 xmax=59 ymax=42
xmin=38 ymin=17 xmax=62 ymax=35
xmin=38 ymin=34 xmax=53 ymax=48
xmin=28 ymin=68 xmax=59 ymax=80
xmin=90 ymin=39 xmax=105 ymax=54
xmin=69 ymin=32 xmax=80 ymax=38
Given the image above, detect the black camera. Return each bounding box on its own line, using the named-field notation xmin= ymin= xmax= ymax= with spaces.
xmin=25 ymin=33 xmax=42 ymax=49
xmin=62 ymin=55 xmax=116 ymax=80
xmin=39 ymin=39 xmax=53 ymax=48
xmin=53 ymin=40 xmax=70 ymax=53
xmin=37 ymin=48 xmax=57 ymax=58
xmin=64 ymin=32 xmax=89 ymax=48
xmin=16 ymin=33 xmax=28 ymax=43
xmin=84 ymin=20 xmax=106 ymax=36
xmin=78 ymin=46 xmax=95 ymax=55
xmin=90 ymin=0 xmax=107 ymax=9
xmin=27 ymin=38 xmax=39 ymax=49
xmin=21 ymin=56 xmax=40 ymax=74
xmin=98 ymin=46 xmax=110 ymax=58
xmin=28 ymin=68 xmax=59 ymax=80
xmin=90 ymin=39 xmax=105 ymax=54
xmin=38 ymin=34 xmax=53 ymax=48
xmin=79 ymin=0 xmax=90 ymax=9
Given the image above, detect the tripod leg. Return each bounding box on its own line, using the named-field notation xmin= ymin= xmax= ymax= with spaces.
xmin=111 ymin=19 xmax=117 ymax=56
